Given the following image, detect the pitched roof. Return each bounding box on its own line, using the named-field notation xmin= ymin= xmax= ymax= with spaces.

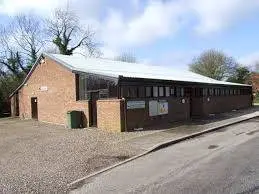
xmin=9 ymin=52 xmax=251 ymax=97
xmin=47 ymin=53 xmax=250 ymax=86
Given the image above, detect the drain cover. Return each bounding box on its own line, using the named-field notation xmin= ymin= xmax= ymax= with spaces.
xmin=208 ymin=145 xmax=218 ymax=149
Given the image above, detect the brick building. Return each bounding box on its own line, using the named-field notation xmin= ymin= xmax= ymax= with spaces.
xmin=10 ymin=53 xmax=252 ymax=132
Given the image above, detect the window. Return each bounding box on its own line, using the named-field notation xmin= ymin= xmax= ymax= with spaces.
xmin=99 ymin=89 xmax=109 ymax=99
xmin=181 ymin=88 xmax=184 ymax=97
xmin=77 ymin=73 xmax=118 ymax=100
xmin=194 ymin=88 xmax=202 ymax=97
xmin=127 ymin=87 xmax=137 ymax=98
xmin=221 ymin=88 xmax=225 ymax=96
xmin=209 ymin=88 xmax=214 ymax=96
xmin=153 ymin=86 xmax=158 ymax=97
xmin=78 ymin=74 xmax=87 ymax=100
xmin=159 ymin=86 xmax=164 ymax=97
xmin=241 ymin=88 xmax=251 ymax=95
xmin=214 ymin=88 xmax=220 ymax=96
xmin=176 ymin=87 xmax=184 ymax=97
xmin=203 ymin=88 xmax=208 ymax=96
xmin=225 ymin=89 xmax=229 ymax=96
xmin=145 ymin=86 xmax=152 ymax=97
xmin=170 ymin=87 xmax=175 ymax=96
xmin=165 ymin=87 xmax=170 ymax=97
xmin=138 ymin=87 xmax=145 ymax=98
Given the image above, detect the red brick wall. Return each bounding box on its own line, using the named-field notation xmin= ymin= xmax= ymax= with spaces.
xmin=18 ymin=57 xmax=89 ymax=126
xmin=96 ymin=99 xmax=125 ymax=132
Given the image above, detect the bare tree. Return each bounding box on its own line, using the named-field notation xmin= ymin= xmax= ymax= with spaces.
xmin=12 ymin=14 xmax=44 ymax=67
xmin=0 ymin=26 xmax=26 ymax=78
xmin=46 ymin=8 xmax=100 ymax=56
xmin=114 ymin=52 xmax=137 ymax=63
xmin=189 ymin=49 xmax=237 ymax=80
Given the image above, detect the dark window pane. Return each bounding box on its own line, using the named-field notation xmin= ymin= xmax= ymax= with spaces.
xmin=78 ymin=73 xmax=118 ymax=100
xmin=170 ymin=87 xmax=175 ymax=96
xmin=203 ymin=88 xmax=208 ymax=96
xmin=176 ymin=87 xmax=184 ymax=97
xmin=181 ymin=88 xmax=184 ymax=97
xmin=209 ymin=88 xmax=213 ymax=96
xmin=138 ymin=87 xmax=145 ymax=98
xmin=131 ymin=87 xmax=138 ymax=98
xmin=99 ymin=89 xmax=109 ymax=99
xmin=79 ymin=74 xmax=87 ymax=100
xmin=153 ymin=86 xmax=158 ymax=97
xmin=145 ymin=87 xmax=152 ymax=97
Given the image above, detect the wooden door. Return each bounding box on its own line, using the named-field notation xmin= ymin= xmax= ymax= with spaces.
xmin=184 ymin=87 xmax=193 ymax=117
xmin=89 ymin=92 xmax=99 ymax=127
xmin=15 ymin=93 xmax=19 ymax=116
xmin=31 ymin=97 xmax=38 ymax=120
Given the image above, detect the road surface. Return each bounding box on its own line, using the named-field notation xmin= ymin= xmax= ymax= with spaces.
xmin=71 ymin=118 xmax=259 ymax=194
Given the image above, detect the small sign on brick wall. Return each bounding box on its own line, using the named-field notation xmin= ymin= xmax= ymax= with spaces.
xmin=127 ymin=101 xmax=145 ymax=109
xmin=40 ymin=86 xmax=48 ymax=91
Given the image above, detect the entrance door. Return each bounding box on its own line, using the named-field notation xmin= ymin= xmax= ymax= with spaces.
xmin=184 ymin=87 xmax=193 ymax=117
xmin=89 ymin=92 xmax=99 ymax=127
xmin=31 ymin=97 xmax=38 ymax=120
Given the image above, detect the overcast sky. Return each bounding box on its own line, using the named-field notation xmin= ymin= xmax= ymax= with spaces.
xmin=1 ymin=0 xmax=259 ymax=70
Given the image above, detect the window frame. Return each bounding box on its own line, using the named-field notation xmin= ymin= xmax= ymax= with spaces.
xmin=153 ymin=86 xmax=158 ymax=97
xmin=145 ymin=86 xmax=152 ymax=97
xmin=165 ymin=86 xmax=170 ymax=97
xmin=159 ymin=86 xmax=164 ymax=97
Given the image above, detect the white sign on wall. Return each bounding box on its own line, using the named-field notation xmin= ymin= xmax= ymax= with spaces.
xmin=149 ymin=100 xmax=168 ymax=116
xmin=158 ymin=101 xmax=168 ymax=115
xmin=40 ymin=86 xmax=48 ymax=91
xmin=127 ymin=101 xmax=145 ymax=109
xmin=149 ymin=100 xmax=158 ymax=116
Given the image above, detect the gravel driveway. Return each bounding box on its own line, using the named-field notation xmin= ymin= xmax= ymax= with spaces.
xmin=0 ymin=118 xmax=154 ymax=193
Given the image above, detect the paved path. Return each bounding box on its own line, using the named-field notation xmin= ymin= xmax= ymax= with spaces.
xmin=126 ymin=111 xmax=259 ymax=150
xmin=72 ymin=118 xmax=259 ymax=194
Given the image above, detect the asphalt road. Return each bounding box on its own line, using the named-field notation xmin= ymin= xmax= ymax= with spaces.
xmin=71 ymin=118 xmax=259 ymax=194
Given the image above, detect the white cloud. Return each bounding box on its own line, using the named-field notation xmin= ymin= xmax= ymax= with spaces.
xmin=98 ymin=0 xmax=259 ymax=52
xmin=0 ymin=0 xmax=63 ymax=16
xmin=190 ymin=0 xmax=259 ymax=34
xmin=0 ymin=0 xmax=102 ymax=18
xmin=1 ymin=0 xmax=259 ymax=60
xmin=238 ymin=52 xmax=259 ymax=66
xmin=99 ymin=0 xmax=187 ymax=53
xmin=152 ymin=50 xmax=201 ymax=70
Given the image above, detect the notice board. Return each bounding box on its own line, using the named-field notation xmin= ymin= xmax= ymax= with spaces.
xmin=149 ymin=100 xmax=158 ymax=116
xmin=149 ymin=100 xmax=168 ymax=116
xmin=158 ymin=101 xmax=168 ymax=115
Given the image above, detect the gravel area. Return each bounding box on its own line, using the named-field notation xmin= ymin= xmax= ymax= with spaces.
xmin=0 ymin=118 xmax=155 ymax=193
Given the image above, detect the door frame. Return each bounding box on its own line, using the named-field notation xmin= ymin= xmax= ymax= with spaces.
xmin=184 ymin=87 xmax=193 ymax=118
xmin=31 ymin=97 xmax=38 ymax=120
xmin=88 ymin=92 xmax=99 ymax=127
